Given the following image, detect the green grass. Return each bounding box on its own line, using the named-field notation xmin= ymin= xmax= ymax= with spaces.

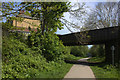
xmin=64 ymin=54 xmax=83 ymax=61
xmin=40 ymin=55 xmax=84 ymax=79
xmin=90 ymin=65 xmax=118 ymax=79
xmin=87 ymin=57 xmax=105 ymax=63
xmin=88 ymin=57 xmax=119 ymax=79
xmin=35 ymin=62 xmax=73 ymax=79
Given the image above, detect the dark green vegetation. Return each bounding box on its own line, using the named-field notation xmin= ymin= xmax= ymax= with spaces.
xmin=63 ymin=46 xmax=88 ymax=61
xmin=2 ymin=2 xmax=74 ymax=78
xmin=27 ymin=31 xmax=66 ymax=61
xmin=2 ymin=27 xmax=88 ymax=78
xmin=69 ymin=46 xmax=89 ymax=57
xmin=65 ymin=54 xmax=83 ymax=61
xmin=88 ymin=57 xmax=105 ymax=63
xmin=89 ymin=45 xmax=105 ymax=57
xmin=88 ymin=45 xmax=119 ymax=79
xmin=91 ymin=64 xmax=118 ymax=79
xmin=2 ymin=32 xmax=73 ymax=78
xmin=2 ymin=2 xmax=88 ymax=78
xmin=88 ymin=57 xmax=119 ymax=79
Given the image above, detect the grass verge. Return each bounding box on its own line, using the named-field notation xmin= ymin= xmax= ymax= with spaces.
xmin=88 ymin=57 xmax=119 ymax=79
xmin=65 ymin=54 xmax=84 ymax=61
xmin=87 ymin=57 xmax=105 ymax=63
xmin=35 ymin=62 xmax=73 ymax=79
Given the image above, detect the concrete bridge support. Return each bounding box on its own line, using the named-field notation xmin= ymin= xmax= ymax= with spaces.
xmin=105 ymin=41 xmax=119 ymax=65
xmin=105 ymin=42 xmax=112 ymax=64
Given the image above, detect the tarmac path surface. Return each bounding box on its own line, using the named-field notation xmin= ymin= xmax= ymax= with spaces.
xmin=63 ymin=57 xmax=96 ymax=80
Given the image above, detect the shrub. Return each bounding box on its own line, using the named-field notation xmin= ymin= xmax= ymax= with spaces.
xmin=2 ymin=35 xmax=72 ymax=78
xmin=69 ymin=46 xmax=89 ymax=57
xmin=2 ymin=36 xmax=47 ymax=78
xmin=89 ymin=45 xmax=105 ymax=57
xmin=2 ymin=23 xmax=72 ymax=78
xmin=27 ymin=31 xmax=67 ymax=61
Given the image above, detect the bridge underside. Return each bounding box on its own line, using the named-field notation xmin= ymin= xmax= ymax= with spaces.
xmin=58 ymin=26 xmax=120 ymax=64
xmin=58 ymin=26 xmax=119 ymax=46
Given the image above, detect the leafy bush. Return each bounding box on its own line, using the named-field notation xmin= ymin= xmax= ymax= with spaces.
xmin=27 ymin=31 xmax=67 ymax=61
xmin=88 ymin=57 xmax=118 ymax=79
xmin=2 ymin=32 xmax=72 ymax=78
xmin=90 ymin=64 xmax=118 ymax=78
xmin=2 ymin=20 xmax=73 ymax=78
xmin=2 ymin=36 xmax=48 ymax=78
xmin=64 ymin=54 xmax=82 ymax=61
xmin=69 ymin=46 xmax=89 ymax=57
xmin=2 ymin=23 xmax=76 ymax=78
xmin=89 ymin=45 xmax=105 ymax=57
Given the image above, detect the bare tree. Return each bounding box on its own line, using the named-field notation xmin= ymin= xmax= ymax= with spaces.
xmin=61 ymin=2 xmax=88 ymax=33
xmin=83 ymin=2 xmax=118 ymax=31
xmin=60 ymin=2 xmax=90 ymax=44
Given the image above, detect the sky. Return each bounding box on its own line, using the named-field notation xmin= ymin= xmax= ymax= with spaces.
xmin=56 ymin=2 xmax=97 ymax=35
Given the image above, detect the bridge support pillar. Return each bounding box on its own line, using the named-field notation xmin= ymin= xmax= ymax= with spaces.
xmin=105 ymin=42 xmax=112 ymax=64
xmin=105 ymin=41 xmax=119 ymax=65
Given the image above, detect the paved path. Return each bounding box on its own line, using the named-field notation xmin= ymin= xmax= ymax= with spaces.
xmin=63 ymin=57 xmax=96 ymax=79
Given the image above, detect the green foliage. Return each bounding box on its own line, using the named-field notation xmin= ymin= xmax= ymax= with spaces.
xmin=22 ymin=2 xmax=70 ymax=32
xmin=89 ymin=45 xmax=98 ymax=57
xmin=88 ymin=57 xmax=118 ymax=79
xmin=2 ymin=2 xmax=70 ymax=34
xmin=2 ymin=2 xmax=76 ymax=79
xmin=64 ymin=54 xmax=83 ymax=61
xmin=34 ymin=61 xmax=72 ymax=78
xmin=89 ymin=45 xmax=105 ymax=57
xmin=2 ymin=35 xmax=72 ymax=78
xmin=90 ymin=64 xmax=118 ymax=79
xmin=27 ymin=31 xmax=66 ymax=61
xmin=2 ymin=18 xmax=74 ymax=79
xmin=57 ymin=46 xmax=84 ymax=61
xmin=87 ymin=57 xmax=105 ymax=63
xmin=2 ymin=2 xmax=70 ymax=35
xmin=68 ymin=46 xmax=89 ymax=57
xmin=2 ymin=22 xmax=15 ymax=32
xmin=2 ymin=36 xmax=45 ymax=78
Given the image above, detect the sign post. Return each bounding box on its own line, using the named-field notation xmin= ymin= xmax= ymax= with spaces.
xmin=111 ymin=46 xmax=115 ymax=65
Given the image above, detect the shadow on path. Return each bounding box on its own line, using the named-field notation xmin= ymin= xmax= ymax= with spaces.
xmin=65 ymin=59 xmax=104 ymax=66
xmin=63 ymin=57 xmax=96 ymax=79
